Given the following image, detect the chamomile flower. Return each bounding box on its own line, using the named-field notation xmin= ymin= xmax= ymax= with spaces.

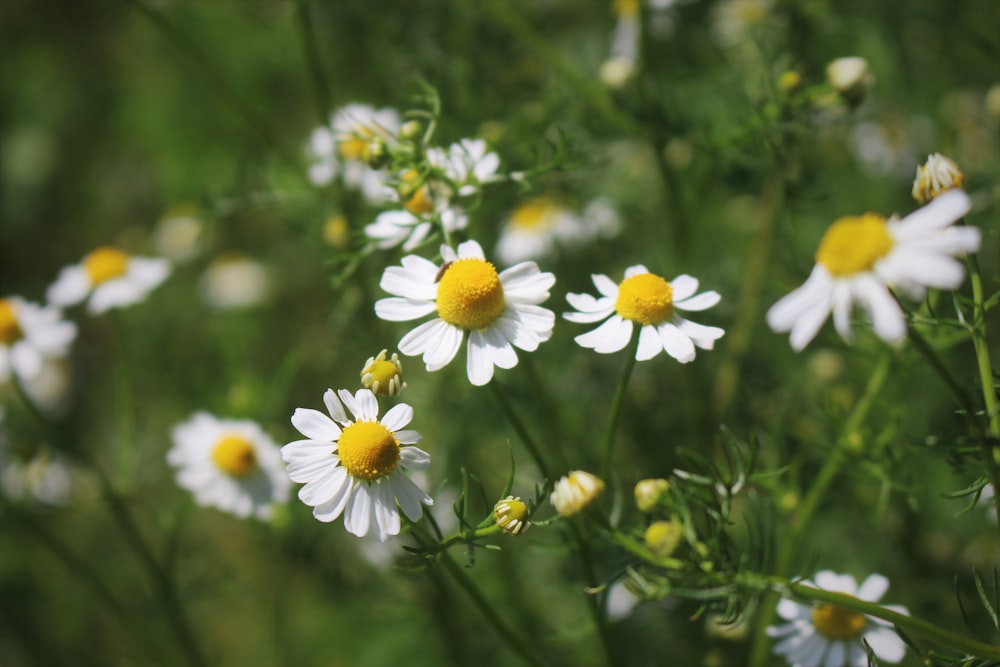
xmin=364 ymin=171 xmax=469 ymax=251
xmin=199 ymin=253 xmax=271 ymax=309
xmin=167 ymin=413 xmax=290 ymax=520
xmin=0 ymin=297 xmax=76 ymax=386
xmin=564 ymin=265 xmax=724 ymax=362
xmin=360 ymin=349 xmax=406 ymax=397
xmin=47 ymin=247 xmax=171 ymax=314
xmin=550 ymin=470 xmax=604 ymax=516
xmin=282 ymin=389 xmax=432 ymax=540
xmin=427 ymin=138 xmax=501 ymax=196
xmin=912 ymin=153 xmax=965 ymax=204
xmin=766 ymin=189 xmax=979 ymax=351
xmin=495 ymin=197 xmax=621 ymax=265
xmin=768 ymin=571 xmax=908 ymax=667
xmin=375 ymin=240 xmax=556 ymax=386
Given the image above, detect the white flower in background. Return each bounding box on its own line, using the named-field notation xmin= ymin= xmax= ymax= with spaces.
xmin=153 ymin=205 xmax=203 ymax=263
xmin=428 ymin=138 xmax=501 ymax=196
xmin=19 ymin=358 xmax=73 ymax=416
xmin=0 ymin=418 xmax=73 ymax=506
xmin=550 ymin=470 xmax=604 ymax=516
xmin=826 ymin=57 xmax=873 ymax=106
xmin=850 ymin=115 xmax=932 ymax=179
xmin=0 ymin=297 xmax=76 ymax=386
xmin=979 ymin=484 xmax=997 ymax=523
xmin=712 ymin=0 xmax=773 ymax=47
xmin=564 ymin=265 xmax=724 ymax=362
xmin=305 ymin=103 xmax=401 ymax=204
xmin=47 ymin=247 xmax=171 ymax=315
xmin=282 ymin=388 xmax=433 ymax=541
xmin=602 ymin=0 xmax=641 ymax=86
xmin=912 ymin=153 xmax=965 ymax=204
xmin=607 ymin=580 xmax=643 ymax=621
xmin=364 ymin=170 xmax=469 ymax=251
xmin=168 ymin=413 xmax=290 ymax=520
xmin=375 ymin=240 xmax=556 ymax=386
xmin=495 ymin=197 xmax=621 ymax=265
xmin=766 ymin=189 xmax=979 ymax=351
xmin=199 ymin=253 xmax=271 ymax=309
xmin=768 ymin=571 xmax=908 ymax=666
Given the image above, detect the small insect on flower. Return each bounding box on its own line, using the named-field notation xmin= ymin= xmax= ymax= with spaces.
xmin=494 ymin=495 xmax=531 ymax=535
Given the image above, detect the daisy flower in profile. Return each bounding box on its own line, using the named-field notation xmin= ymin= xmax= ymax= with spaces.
xmin=912 ymin=153 xmax=964 ymax=204
xmin=768 ymin=571 xmax=908 ymax=667
xmin=375 ymin=240 xmax=556 ymax=386
xmin=0 ymin=297 xmax=76 ymax=386
xmin=282 ymin=388 xmax=432 ymax=540
xmin=550 ymin=470 xmax=604 ymax=516
xmin=766 ymin=189 xmax=979 ymax=352
xmin=564 ymin=265 xmax=724 ymax=363
xmin=47 ymin=247 xmax=171 ymax=315
xmin=167 ymin=413 xmax=290 ymax=520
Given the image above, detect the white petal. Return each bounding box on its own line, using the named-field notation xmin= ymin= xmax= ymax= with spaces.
xmin=893 ymin=188 xmax=970 ymax=237
xmin=344 ymin=484 xmax=373 ymax=537
xmin=592 ymin=273 xmax=619 ymax=298
xmin=128 ymin=257 xmax=171 ymax=290
xmin=10 ymin=344 xmax=42 ymax=380
xmin=856 ymin=573 xmax=889 ymax=602
xmin=394 ymin=429 xmax=422 ymax=445
xmin=298 ymin=465 xmax=349 ymax=505
xmin=878 ymin=250 xmax=967 ymax=291
xmin=456 ymin=239 xmax=485 ymax=259
xmin=391 ymin=474 xmax=427 ymax=522
xmin=674 ymin=290 xmax=720 ymax=312
xmin=46 ymin=266 xmax=90 ymax=307
xmin=635 ymin=324 xmax=663 ymax=361
xmin=400 ymin=446 xmax=431 ymax=471
xmin=831 ymin=281 xmax=855 ymax=341
xmin=854 ymin=275 xmax=906 ymax=344
xmin=863 ymin=627 xmax=906 ymax=663
xmin=89 ymin=281 xmax=143 ymax=313
xmin=669 ymin=274 xmax=699 ymax=301
xmin=675 ymin=318 xmax=724 ymax=349
xmin=823 ymin=642 xmax=844 ymax=667
xmin=291 ymin=408 xmax=341 ymax=441
xmin=658 ymin=323 xmax=696 ymax=363
xmin=767 ymin=266 xmax=832 ymax=333
xmin=337 ymin=389 xmax=360 ymax=420
xmin=623 ymin=264 xmax=649 ymax=278
xmin=466 ymin=333 xmax=496 ymax=386
xmin=574 ymin=315 xmax=633 ymax=354
xmin=789 ymin=296 xmax=833 ymax=352
xmin=381 ymin=403 xmax=413 ymax=432
xmin=399 ymin=319 xmax=462 ymax=370
xmin=373 ymin=482 xmax=400 ymax=540
xmin=312 ymin=472 xmax=354 ymax=522
xmin=323 ymin=389 xmax=348 ymax=423
xmin=375 ymin=297 xmax=438 ymax=322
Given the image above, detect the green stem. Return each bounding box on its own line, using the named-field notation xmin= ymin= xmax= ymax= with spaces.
xmin=748 ymin=351 xmax=895 ymax=667
xmin=111 ymin=314 xmax=136 ymax=490
xmin=294 ymin=0 xmax=332 ymax=127
xmin=437 ymin=550 xmax=548 ymax=667
xmin=905 ymin=321 xmax=978 ymax=425
xmin=489 ymin=380 xmax=551 ymax=480
xmin=780 ymin=580 xmax=1000 ymax=660
xmin=600 ymin=335 xmax=639 ymax=480
xmin=968 ymin=255 xmax=1000 ymax=523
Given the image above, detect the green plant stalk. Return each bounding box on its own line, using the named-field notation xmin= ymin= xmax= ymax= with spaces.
xmin=111 ymin=314 xmax=136 ymax=490
xmin=600 ymin=334 xmax=640 ymax=480
xmin=779 ymin=581 xmax=1000 ymax=660
xmin=489 ymin=380 xmax=551 ymax=480
xmin=968 ymin=256 xmax=1000 ymax=525
xmin=437 ymin=550 xmax=548 ymax=667
xmin=905 ymin=321 xmax=979 ymax=426
xmin=294 ymin=0 xmax=332 ymax=127
xmin=748 ymin=351 xmax=895 ymax=667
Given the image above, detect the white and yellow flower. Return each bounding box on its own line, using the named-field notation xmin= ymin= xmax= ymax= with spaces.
xmin=375 ymin=240 xmax=556 ymax=386
xmin=428 ymin=138 xmax=501 ymax=196
xmin=550 ymin=470 xmax=604 ymax=516
xmin=364 ymin=170 xmax=468 ymax=251
xmin=768 ymin=571 xmax=908 ymax=666
xmin=282 ymin=388 xmax=432 ymax=540
xmin=199 ymin=253 xmax=271 ymax=309
xmin=167 ymin=412 xmax=290 ymax=520
xmin=767 ymin=189 xmax=979 ymax=351
xmin=0 ymin=297 xmax=76 ymax=386
xmin=360 ymin=349 xmax=406 ymax=397
xmin=47 ymin=247 xmax=170 ymax=314
xmin=564 ymin=265 xmax=724 ymax=362
xmin=912 ymin=153 xmax=964 ymax=204
xmin=495 ymin=197 xmax=621 ymax=265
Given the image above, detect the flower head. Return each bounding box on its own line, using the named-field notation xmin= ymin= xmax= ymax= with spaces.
xmin=912 ymin=153 xmax=965 ymax=204
xmin=167 ymin=413 xmax=290 ymax=520
xmin=200 ymin=253 xmax=271 ymax=309
xmin=47 ymin=247 xmax=170 ymax=314
xmin=634 ymin=478 xmax=670 ymax=512
xmin=375 ymin=240 xmax=556 ymax=386
xmin=550 ymin=470 xmax=604 ymax=516
xmin=645 ymin=519 xmax=683 ymax=558
xmin=768 ymin=571 xmax=908 ymax=666
xmin=826 ymin=56 xmax=873 ymax=106
xmin=496 ymin=197 xmax=621 ymax=266
xmin=767 ymin=189 xmax=979 ymax=351
xmin=360 ymin=349 xmax=406 ymax=397
xmin=494 ymin=495 xmax=531 ymax=535
xmin=0 ymin=297 xmax=76 ymax=386
xmin=427 ymin=138 xmax=501 ymax=197
xmin=282 ymin=388 xmax=432 ymax=540
xmin=564 ymin=265 xmax=724 ymax=362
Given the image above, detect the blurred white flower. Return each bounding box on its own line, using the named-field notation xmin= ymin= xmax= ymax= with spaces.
xmin=0 ymin=438 xmax=73 ymax=507
xmin=168 ymin=412 xmax=290 ymax=520
xmin=495 ymin=197 xmax=621 ymax=265
xmin=712 ymin=0 xmax=773 ymax=47
xmin=47 ymin=247 xmax=170 ymax=315
xmin=427 ymin=138 xmax=501 ymax=196
xmin=550 ymin=470 xmax=604 ymax=516
xmin=153 ymin=205 xmax=204 ymax=263
xmin=912 ymin=153 xmax=965 ymax=205
xmin=199 ymin=253 xmax=271 ymax=309
xmin=0 ymin=297 xmax=76 ymax=387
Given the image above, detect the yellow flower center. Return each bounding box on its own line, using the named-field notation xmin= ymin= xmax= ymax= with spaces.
xmin=811 ymin=604 xmax=867 ymax=640
xmin=436 ymin=258 xmax=506 ymax=330
xmin=337 ymin=421 xmax=400 ymax=481
xmin=815 ymin=214 xmax=894 ymax=277
xmin=494 ymin=496 xmax=530 ymax=535
xmin=0 ymin=299 xmax=24 ymax=345
xmin=615 ymin=273 xmax=674 ymax=325
xmin=211 ymin=434 xmax=258 ymax=477
xmin=401 ymin=170 xmax=434 ymax=217
xmin=510 ymin=199 xmax=556 ymax=231
xmin=338 ymin=125 xmax=374 ymax=161
xmin=364 ymin=360 xmax=401 ymax=393
xmin=83 ymin=247 xmax=130 ymax=285
xmin=613 ymin=0 xmax=640 ymax=18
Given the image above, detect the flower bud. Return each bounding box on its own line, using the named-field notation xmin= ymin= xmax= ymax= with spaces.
xmin=398 ymin=119 xmax=424 ymax=142
xmin=826 ymin=56 xmax=873 ymax=107
xmin=644 ymin=520 xmax=683 ymax=559
xmin=494 ymin=495 xmax=530 ymax=535
xmin=360 ymin=349 xmax=406 ymax=397
xmin=550 ymin=470 xmax=604 ymax=516
xmin=912 ymin=153 xmax=965 ymax=204
xmin=363 ymin=138 xmax=389 ymax=169
xmin=634 ymin=478 xmax=670 ymax=512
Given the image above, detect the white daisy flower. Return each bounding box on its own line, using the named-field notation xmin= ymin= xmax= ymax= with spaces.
xmin=282 ymin=388 xmax=433 ymax=541
xmin=0 ymin=433 xmax=73 ymax=507
xmin=375 ymin=240 xmax=556 ymax=386
xmin=768 ymin=571 xmax=908 ymax=667
xmin=199 ymin=253 xmax=271 ymax=309
xmin=564 ymin=265 xmax=724 ymax=363
xmin=766 ymin=189 xmax=980 ymax=352
xmin=428 ymin=138 xmax=501 ymax=196
xmin=0 ymin=297 xmax=77 ymax=386
xmin=168 ymin=412 xmax=290 ymax=520
xmin=47 ymin=247 xmax=171 ymax=315
xmin=364 ymin=171 xmax=468 ymax=251
xmin=912 ymin=153 xmax=965 ymax=204
xmin=497 ymin=197 xmax=623 ymax=266
xmin=550 ymin=470 xmax=604 ymax=516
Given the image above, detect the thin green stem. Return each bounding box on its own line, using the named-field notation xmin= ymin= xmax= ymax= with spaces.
xmin=967 ymin=254 xmax=1000 ymax=520
xmin=436 ymin=550 xmax=548 ymax=667
xmin=600 ymin=335 xmax=639 ymax=480
xmin=110 ymin=314 xmax=136 ymax=490
xmin=780 ymin=580 xmax=1000 ymax=660
xmin=294 ymin=0 xmax=332 ymax=127
xmin=905 ymin=321 xmax=978 ymax=425
xmin=489 ymin=380 xmax=551 ymax=480
xmin=749 ymin=351 xmax=895 ymax=667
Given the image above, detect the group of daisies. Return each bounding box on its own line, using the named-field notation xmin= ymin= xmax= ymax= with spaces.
xmin=1 ymin=94 xmax=982 ymax=666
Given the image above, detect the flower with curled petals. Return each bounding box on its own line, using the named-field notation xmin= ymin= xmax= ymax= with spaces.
xmin=375 ymin=240 xmax=556 ymax=386
xmin=281 ymin=388 xmax=432 ymax=541
xmin=768 ymin=570 xmax=908 ymax=666
xmin=766 ymin=189 xmax=979 ymax=352
xmin=563 ymin=265 xmax=724 ymax=363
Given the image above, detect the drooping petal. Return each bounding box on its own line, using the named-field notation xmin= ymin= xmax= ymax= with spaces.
xmin=400 ymin=446 xmax=431 ymax=471
xmin=853 ymin=275 xmax=906 ymax=344
xmin=635 ymin=324 xmax=663 ymax=361
xmin=344 ymin=484 xmax=373 ymax=537
xmin=658 ymin=322 xmax=696 ymax=363
xmin=466 ymin=333 xmax=497 ymax=386
xmin=574 ymin=315 xmax=633 ymax=354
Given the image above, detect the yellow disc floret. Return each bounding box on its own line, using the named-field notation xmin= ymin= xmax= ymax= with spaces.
xmin=815 ymin=214 xmax=894 ymax=277
xmin=436 ymin=259 xmax=506 ymax=330
xmin=401 ymin=170 xmax=434 ymax=217
xmin=338 ymin=125 xmax=374 ymax=161
xmin=0 ymin=299 xmax=24 ymax=345
xmin=84 ymin=247 xmax=130 ymax=285
xmin=337 ymin=421 xmax=400 ymax=481
xmin=510 ymin=198 xmax=556 ymax=231
xmin=212 ymin=434 xmax=258 ymax=477
xmin=494 ymin=495 xmax=531 ymax=535
xmin=615 ymin=273 xmax=675 ymax=325
xmin=360 ymin=349 xmax=406 ymax=397
xmin=811 ymin=604 xmax=867 ymax=640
